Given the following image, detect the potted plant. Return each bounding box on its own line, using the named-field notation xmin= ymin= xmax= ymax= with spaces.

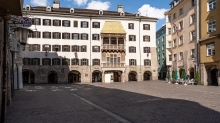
xmin=195 ymin=71 xmax=200 ymax=85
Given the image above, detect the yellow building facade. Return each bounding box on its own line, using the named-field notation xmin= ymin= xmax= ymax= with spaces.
xmin=200 ymin=0 xmax=220 ymax=86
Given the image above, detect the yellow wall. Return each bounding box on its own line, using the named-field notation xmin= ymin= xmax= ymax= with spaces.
xmin=200 ymin=0 xmax=220 ymax=63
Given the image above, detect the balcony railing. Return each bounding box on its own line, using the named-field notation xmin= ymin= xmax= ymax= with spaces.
xmin=102 ymin=63 xmax=125 ymax=68
xmin=102 ymin=45 xmax=125 ymax=50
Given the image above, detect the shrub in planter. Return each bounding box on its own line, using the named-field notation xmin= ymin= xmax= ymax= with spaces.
xmin=195 ymin=71 xmax=200 ymax=84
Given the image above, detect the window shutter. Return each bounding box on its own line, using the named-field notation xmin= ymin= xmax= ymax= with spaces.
xmin=32 ymin=19 xmax=34 ymax=25
xmin=129 ymin=59 xmax=131 ymax=65
xmin=92 ymin=34 xmax=94 ymax=40
xmin=38 ymin=32 xmax=41 ymax=38
xmin=148 ymin=36 xmax=150 ymax=41
xmin=62 ymin=20 xmax=64 ymax=26
xmin=98 ymin=46 xmax=100 ymax=52
xmin=43 ymin=32 xmax=45 ymax=38
xmin=98 ymin=22 xmax=100 ymax=28
xmin=81 ymin=21 xmax=83 ymax=27
xmin=135 ymin=60 xmax=136 ymax=65
xmin=87 ymin=59 xmax=88 ymax=65
xmin=68 ymin=21 xmax=70 ymax=27
xmin=92 ymin=22 xmax=94 ymax=28
xmin=86 ymin=34 xmax=88 ymax=40
xmin=134 ymin=35 xmax=136 ymax=41
xmin=87 ymin=22 xmax=88 ymax=28
xmin=43 ymin=19 xmax=45 ymax=25
xmin=149 ymin=47 xmax=151 ymax=53
xmin=92 ymin=59 xmax=94 ymax=65
xmin=85 ymin=46 xmax=87 ymax=52
xmin=81 ymin=34 xmax=83 ymax=40
xmin=62 ymin=33 xmax=64 ymax=39
xmin=53 ymin=20 xmax=55 ymax=26
xmin=37 ymin=45 xmax=40 ymax=51
xmin=134 ymin=47 xmax=136 ymax=53
xmin=58 ymin=33 xmax=61 ymax=39
xmin=77 ymin=34 xmax=79 ymax=39
xmin=49 ymin=32 xmax=51 ymax=38
xmin=42 ymin=59 xmax=45 ymax=65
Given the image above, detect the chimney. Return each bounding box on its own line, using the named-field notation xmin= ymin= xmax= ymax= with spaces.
xmin=118 ymin=5 xmax=123 ymax=13
xmin=53 ymin=0 xmax=60 ymax=8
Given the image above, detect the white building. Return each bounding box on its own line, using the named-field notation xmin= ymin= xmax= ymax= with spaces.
xmin=20 ymin=1 xmax=158 ymax=85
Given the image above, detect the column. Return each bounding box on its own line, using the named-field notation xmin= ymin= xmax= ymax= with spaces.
xmin=121 ymin=71 xmax=125 ymax=82
xmin=14 ymin=65 xmax=18 ymax=89
xmin=17 ymin=63 xmax=23 ymax=89
xmin=116 ymin=38 xmax=118 ymax=45
xmin=102 ymin=70 xmax=105 ymax=83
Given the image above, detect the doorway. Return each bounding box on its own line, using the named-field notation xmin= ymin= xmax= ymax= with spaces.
xmin=211 ymin=69 xmax=218 ymax=86
xmin=22 ymin=70 xmax=35 ymax=84
xmin=128 ymin=71 xmax=137 ymax=81
xmin=92 ymin=71 xmax=102 ymax=82
xmin=68 ymin=70 xmax=81 ymax=83
xmin=189 ymin=67 xmax=194 ymax=79
xmin=144 ymin=71 xmax=152 ymax=81
xmin=48 ymin=71 xmax=58 ymax=83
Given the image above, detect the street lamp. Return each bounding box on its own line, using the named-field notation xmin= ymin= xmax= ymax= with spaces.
xmin=17 ymin=27 xmax=32 ymax=46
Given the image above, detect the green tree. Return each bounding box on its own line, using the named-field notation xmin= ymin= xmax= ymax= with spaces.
xmin=195 ymin=71 xmax=200 ymax=83
xmin=172 ymin=71 xmax=175 ymax=79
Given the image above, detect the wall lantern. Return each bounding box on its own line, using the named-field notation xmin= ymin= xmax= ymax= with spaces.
xmin=17 ymin=27 xmax=32 ymax=46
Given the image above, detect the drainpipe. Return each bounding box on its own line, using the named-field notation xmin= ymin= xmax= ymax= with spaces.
xmin=139 ymin=19 xmax=142 ymax=81
xmin=196 ymin=0 xmax=200 ymax=73
xmin=90 ymin=16 xmax=92 ymax=83
xmin=1 ymin=19 xmax=8 ymax=123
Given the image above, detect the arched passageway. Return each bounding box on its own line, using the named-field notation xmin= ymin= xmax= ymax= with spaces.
xmin=211 ymin=69 xmax=218 ymax=86
xmin=22 ymin=70 xmax=35 ymax=84
xmin=92 ymin=70 xmax=102 ymax=82
xmin=179 ymin=68 xmax=183 ymax=79
xmin=68 ymin=70 xmax=81 ymax=83
xmin=143 ymin=71 xmax=152 ymax=81
xmin=189 ymin=67 xmax=194 ymax=79
xmin=48 ymin=71 xmax=58 ymax=83
xmin=128 ymin=71 xmax=137 ymax=81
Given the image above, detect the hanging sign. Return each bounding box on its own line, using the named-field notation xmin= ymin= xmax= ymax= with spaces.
xmin=19 ymin=17 xmax=32 ymax=27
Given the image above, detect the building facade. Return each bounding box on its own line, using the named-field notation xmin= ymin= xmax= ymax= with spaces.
xmin=200 ymin=0 xmax=220 ymax=86
xmin=21 ymin=1 xmax=158 ymax=85
xmin=165 ymin=0 xmax=197 ymax=79
xmin=156 ymin=25 xmax=167 ymax=79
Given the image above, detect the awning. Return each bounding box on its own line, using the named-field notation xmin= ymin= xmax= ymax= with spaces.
xmin=0 ymin=0 xmax=23 ymax=16
xmin=101 ymin=21 xmax=126 ymax=34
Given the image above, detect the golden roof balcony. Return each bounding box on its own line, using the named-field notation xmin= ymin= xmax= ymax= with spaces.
xmin=102 ymin=63 xmax=125 ymax=68
xmin=101 ymin=44 xmax=125 ymax=51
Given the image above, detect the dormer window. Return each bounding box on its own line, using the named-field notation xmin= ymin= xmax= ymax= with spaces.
xmin=26 ymin=5 xmax=31 ymax=10
xmin=70 ymin=8 xmax=74 ymax=13
xmin=46 ymin=6 xmax=51 ymax=12
xmin=120 ymin=11 xmax=125 ymax=16
xmin=99 ymin=10 xmax=103 ymax=15
xmin=136 ymin=12 xmax=140 ymax=17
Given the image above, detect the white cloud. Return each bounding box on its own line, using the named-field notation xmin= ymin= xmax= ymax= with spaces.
xmin=31 ymin=0 xmax=48 ymax=6
xmin=86 ymin=0 xmax=110 ymax=10
xmin=74 ymin=0 xmax=88 ymax=6
xmin=138 ymin=4 xmax=168 ymax=19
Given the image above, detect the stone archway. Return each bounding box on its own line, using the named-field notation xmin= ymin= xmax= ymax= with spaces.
xmin=68 ymin=70 xmax=81 ymax=83
xmin=211 ymin=69 xmax=218 ymax=86
xmin=22 ymin=69 xmax=35 ymax=84
xmin=179 ymin=68 xmax=183 ymax=79
xmin=92 ymin=70 xmax=102 ymax=82
xmin=143 ymin=71 xmax=152 ymax=81
xmin=128 ymin=71 xmax=137 ymax=81
xmin=189 ymin=67 xmax=194 ymax=79
xmin=48 ymin=71 xmax=58 ymax=83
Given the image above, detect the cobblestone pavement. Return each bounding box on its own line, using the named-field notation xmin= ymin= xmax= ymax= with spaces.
xmin=6 ymin=80 xmax=220 ymax=123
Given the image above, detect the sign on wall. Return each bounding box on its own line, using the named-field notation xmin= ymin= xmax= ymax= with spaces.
xmin=19 ymin=17 xmax=32 ymax=27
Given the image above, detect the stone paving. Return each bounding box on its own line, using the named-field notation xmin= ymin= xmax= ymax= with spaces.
xmin=5 ymin=80 xmax=220 ymax=123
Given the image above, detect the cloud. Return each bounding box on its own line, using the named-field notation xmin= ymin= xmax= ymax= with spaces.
xmin=86 ymin=0 xmax=110 ymax=10
xmin=31 ymin=0 xmax=48 ymax=6
xmin=74 ymin=0 xmax=88 ymax=6
xmin=138 ymin=4 xmax=168 ymax=19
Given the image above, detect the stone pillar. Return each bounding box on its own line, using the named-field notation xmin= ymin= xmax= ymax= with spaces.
xmin=14 ymin=65 xmax=18 ymax=89
xmin=200 ymin=63 xmax=207 ymax=86
xmin=121 ymin=71 xmax=125 ymax=82
xmin=17 ymin=63 xmax=23 ymax=89
xmin=102 ymin=71 xmax=105 ymax=83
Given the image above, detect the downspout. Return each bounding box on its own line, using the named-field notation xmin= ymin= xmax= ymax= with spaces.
xmin=11 ymin=51 xmax=14 ymax=97
xmin=139 ymin=19 xmax=142 ymax=81
xmin=196 ymin=0 xmax=200 ymax=73
xmin=90 ymin=16 xmax=92 ymax=83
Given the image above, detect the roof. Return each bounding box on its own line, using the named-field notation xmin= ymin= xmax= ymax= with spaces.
xmin=101 ymin=22 xmax=126 ymax=34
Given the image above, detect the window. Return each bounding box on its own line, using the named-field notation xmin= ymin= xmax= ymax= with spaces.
xmin=128 ymin=23 xmax=134 ymax=29
xmin=208 ymin=0 xmax=216 ymax=11
xmin=144 ymin=59 xmax=151 ymax=66
xmin=29 ymin=44 xmax=40 ymax=51
xmin=62 ymin=20 xmax=70 ymax=27
xmin=173 ymin=39 xmax=177 ymax=47
xmin=179 ymin=8 xmax=183 ymax=15
xmin=191 ymin=0 xmax=196 ymax=7
xmin=62 ymin=33 xmax=70 ymax=39
xmin=52 ymin=32 xmax=61 ymax=39
xmin=173 ymin=54 xmax=177 ymax=62
xmin=190 ymin=31 xmax=196 ymax=40
xmin=43 ymin=32 xmax=51 ymax=39
xmin=158 ymin=39 xmax=160 ymax=44
xmin=32 ymin=58 xmax=40 ymax=65
xmin=72 ymin=33 xmax=79 ymax=40
xmin=107 ymin=54 xmax=120 ymax=63
xmin=162 ymin=53 xmax=165 ymax=59
xmin=62 ymin=58 xmax=70 ymax=65
xmin=92 ymin=46 xmax=100 ymax=52
xmin=93 ymin=59 xmax=100 ymax=65
xmin=144 ymin=47 xmax=151 ymax=53
xmin=43 ymin=19 xmax=51 ymax=26
xmin=190 ymin=14 xmax=196 ymax=24
xmin=206 ymin=42 xmax=215 ymax=56
xmin=42 ymin=44 xmax=51 ymax=51
xmin=168 ymin=16 xmax=171 ymax=22
xmin=129 ymin=35 xmax=136 ymax=41
xmin=179 ymin=36 xmax=183 ymax=45
xmin=81 ymin=59 xmax=88 ymax=66
xmin=32 ymin=18 xmax=41 ymax=25
xmin=92 ymin=22 xmax=100 ymax=28
xmin=168 ymin=28 xmax=171 ymax=35
xmin=23 ymin=58 xmax=30 ymax=65
xmin=32 ymin=31 xmax=41 ymax=38
xmin=169 ymin=55 xmax=172 ymax=61
xmin=72 ymin=45 xmax=79 ymax=52
xmin=62 ymin=45 xmax=70 ymax=52
xmin=42 ymin=58 xmax=51 ymax=65
xmin=52 ymin=45 xmax=61 ymax=52
xmin=157 ymin=47 xmax=160 ymax=52
xmin=73 ymin=21 xmax=78 ymax=27
xmin=92 ymin=34 xmax=99 ymax=40
xmin=191 ymin=49 xmax=195 ymax=58
xmin=81 ymin=21 xmax=88 ymax=28
xmin=162 ymin=36 xmax=164 ymax=42
xmin=81 ymin=33 xmax=88 ymax=40
xmin=143 ymin=35 xmax=150 ymax=42
xmin=168 ymin=41 xmax=172 ymax=48
xmin=173 ymin=13 xmax=176 ymax=20
xmin=129 ymin=59 xmax=136 ymax=66
xmin=129 ymin=47 xmax=136 ymax=53
xmin=162 ymin=45 xmax=164 ymax=50
xmin=179 ymin=21 xmax=183 ymax=30
xmin=208 ymin=21 xmax=216 ymax=33
xmin=81 ymin=45 xmax=87 ymax=52
xmin=71 ymin=58 xmax=79 ymax=65
xmin=180 ymin=52 xmax=183 ymax=60
xmin=99 ymin=10 xmax=103 ymax=15
xmin=158 ymin=55 xmax=160 ymax=60
xmin=53 ymin=20 xmax=61 ymax=26
xmin=143 ymin=24 xmax=150 ymax=30
xmin=52 ymin=58 xmax=60 ymax=65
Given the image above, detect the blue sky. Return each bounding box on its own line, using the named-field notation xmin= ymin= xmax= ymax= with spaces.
xmin=24 ymin=0 xmax=171 ymax=30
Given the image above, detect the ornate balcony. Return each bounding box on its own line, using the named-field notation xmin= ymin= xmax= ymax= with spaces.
xmin=101 ymin=44 xmax=125 ymax=51
xmin=102 ymin=63 xmax=125 ymax=68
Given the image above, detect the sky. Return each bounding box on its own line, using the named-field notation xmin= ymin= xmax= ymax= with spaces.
xmin=23 ymin=0 xmax=171 ymax=30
